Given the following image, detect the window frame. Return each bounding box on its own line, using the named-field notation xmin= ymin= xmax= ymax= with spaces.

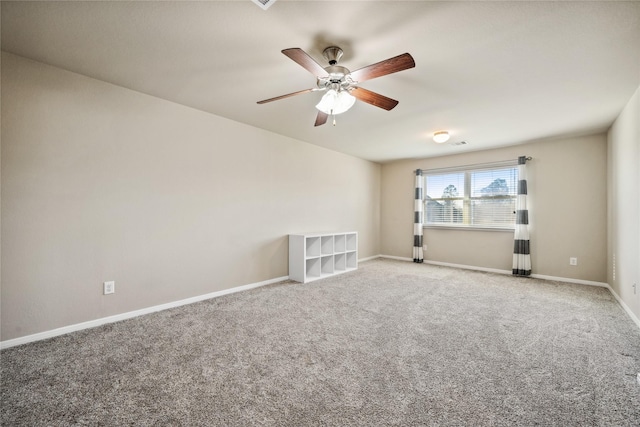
xmin=422 ymin=161 xmax=519 ymax=232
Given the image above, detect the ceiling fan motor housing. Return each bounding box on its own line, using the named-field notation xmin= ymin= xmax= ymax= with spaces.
xmin=317 ymin=67 xmax=353 ymax=91
xmin=322 ymin=46 xmax=343 ymax=65
xmin=317 ymin=47 xmax=353 ymax=90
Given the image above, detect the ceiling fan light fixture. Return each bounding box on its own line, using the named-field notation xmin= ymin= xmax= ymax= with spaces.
xmin=315 ymin=89 xmax=356 ymax=115
xmin=433 ymin=131 xmax=450 ymax=143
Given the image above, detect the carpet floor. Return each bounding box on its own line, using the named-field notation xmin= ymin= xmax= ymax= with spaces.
xmin=2 ymin=259 xmax=640 ymax=426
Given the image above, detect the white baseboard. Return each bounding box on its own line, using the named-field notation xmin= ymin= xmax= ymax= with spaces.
xmin=605 ymin=285 xmax=640 ymax=330
xmin=424 ymin=260 xmax=513 ymax=276
xmin=4 ymin=258 xmax=638 ymax=349
xmin=530 ymin=273 xmax=608 ymax=288
xmin=379 ymin=255 xmax=512 ymax=275
xmin=359 ymin=255 xmax=382 ymax=263
xmin=379 ymin=254 xmax=413 ymax=262
xmin=379 ymin=254 xmax=638 ymax=330
xmin=380 ymin=255 xmax=610 ymax=286
xmin=0 ymin=275 xmax=289 ymax=350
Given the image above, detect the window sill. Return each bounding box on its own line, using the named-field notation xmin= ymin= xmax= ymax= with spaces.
xmin=424 ymin=225 xmax=515 ymax=232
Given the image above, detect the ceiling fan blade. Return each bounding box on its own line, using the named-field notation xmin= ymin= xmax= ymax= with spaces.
xmin=314 ymin=111 xmax=328 ymax=127
xmin=257 ymin=88 xmax=316 ymax=104
xmin=351 ymin=87 xmax=399 ymax=111
xmin=349 ymin=53 xmax=415 ymax=83
xmin=282 ymin=48 xmax=330 ymax=78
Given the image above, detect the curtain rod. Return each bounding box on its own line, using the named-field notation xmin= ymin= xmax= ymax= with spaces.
xmin=415 ymin=156 xmax=531 ymax=174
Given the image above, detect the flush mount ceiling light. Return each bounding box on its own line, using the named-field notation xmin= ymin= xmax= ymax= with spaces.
xmin=433 ymin=131 xmax=450 ymax=143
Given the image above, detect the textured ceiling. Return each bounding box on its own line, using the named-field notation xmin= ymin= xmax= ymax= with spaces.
xmin=2 ymin=1 xmax=639 ymax=163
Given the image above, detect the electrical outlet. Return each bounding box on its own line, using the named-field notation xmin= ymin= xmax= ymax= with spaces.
xmin=423 ymin=245 xmax=427 ymax=251
xmin=103 ymin=281 xmax=115 ymax=295
xmin=569 ymin=257 xmax=578 ymax=266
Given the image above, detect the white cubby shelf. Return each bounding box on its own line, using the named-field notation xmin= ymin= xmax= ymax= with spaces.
xmin=289 ymin=232 xmax=358 ymax=283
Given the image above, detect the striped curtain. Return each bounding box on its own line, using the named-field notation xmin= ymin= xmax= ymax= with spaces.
xmin=513 ymin=156 xmax=531 ymax=276
xmin=413 ymin=169 xmax=424 ymax=263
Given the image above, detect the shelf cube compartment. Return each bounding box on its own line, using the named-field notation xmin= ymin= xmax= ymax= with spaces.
xmin=346 ymin=233 xmax=357 ymax=251
xmin=321 ymin=235 xmax=334 ymax=255
xmin=321 ymin=255 xmax=334 ymax=275
xmin=346 ymin=251 xmax=357 ymax=269
xmin=306 ymin=237 xmax=321 ymax=258
xmin=306 ymin=257 xmax=321 ymax=278
xmin=334 ymin=253 xmax=346 ymax=271
xmin=334 ymin=234 xmax=346 ymax=253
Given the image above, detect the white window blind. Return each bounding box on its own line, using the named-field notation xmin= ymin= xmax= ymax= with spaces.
xmin=424 ymin=162 xmax=518 ymax=229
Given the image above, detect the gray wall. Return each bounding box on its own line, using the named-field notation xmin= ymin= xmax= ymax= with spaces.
xmin=1 ymin=53 xmax=381 ymax=341
xmin=608 ymin=86 xmax=640 ymax=321
xmin=381 ymin=134 xmax=608 ymax=282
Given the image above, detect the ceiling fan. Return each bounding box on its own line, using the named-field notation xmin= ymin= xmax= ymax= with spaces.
xmin=257 ymin=46 xmax=415 ymax=126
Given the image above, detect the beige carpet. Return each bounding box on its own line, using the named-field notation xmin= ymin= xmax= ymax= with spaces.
xmin=2 ymin=258 xmax=639 ymax=426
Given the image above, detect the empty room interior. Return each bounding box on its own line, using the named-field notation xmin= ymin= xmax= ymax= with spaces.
xmin=1 ymin=1 xmax=639 ymax=425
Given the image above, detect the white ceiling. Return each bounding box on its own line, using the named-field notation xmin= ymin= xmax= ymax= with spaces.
xmin=2 ymin=1 xmax=639 ymax=163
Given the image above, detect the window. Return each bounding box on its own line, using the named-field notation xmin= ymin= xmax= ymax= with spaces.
xmin=424 ymin=163 xmax=518 ymax=229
